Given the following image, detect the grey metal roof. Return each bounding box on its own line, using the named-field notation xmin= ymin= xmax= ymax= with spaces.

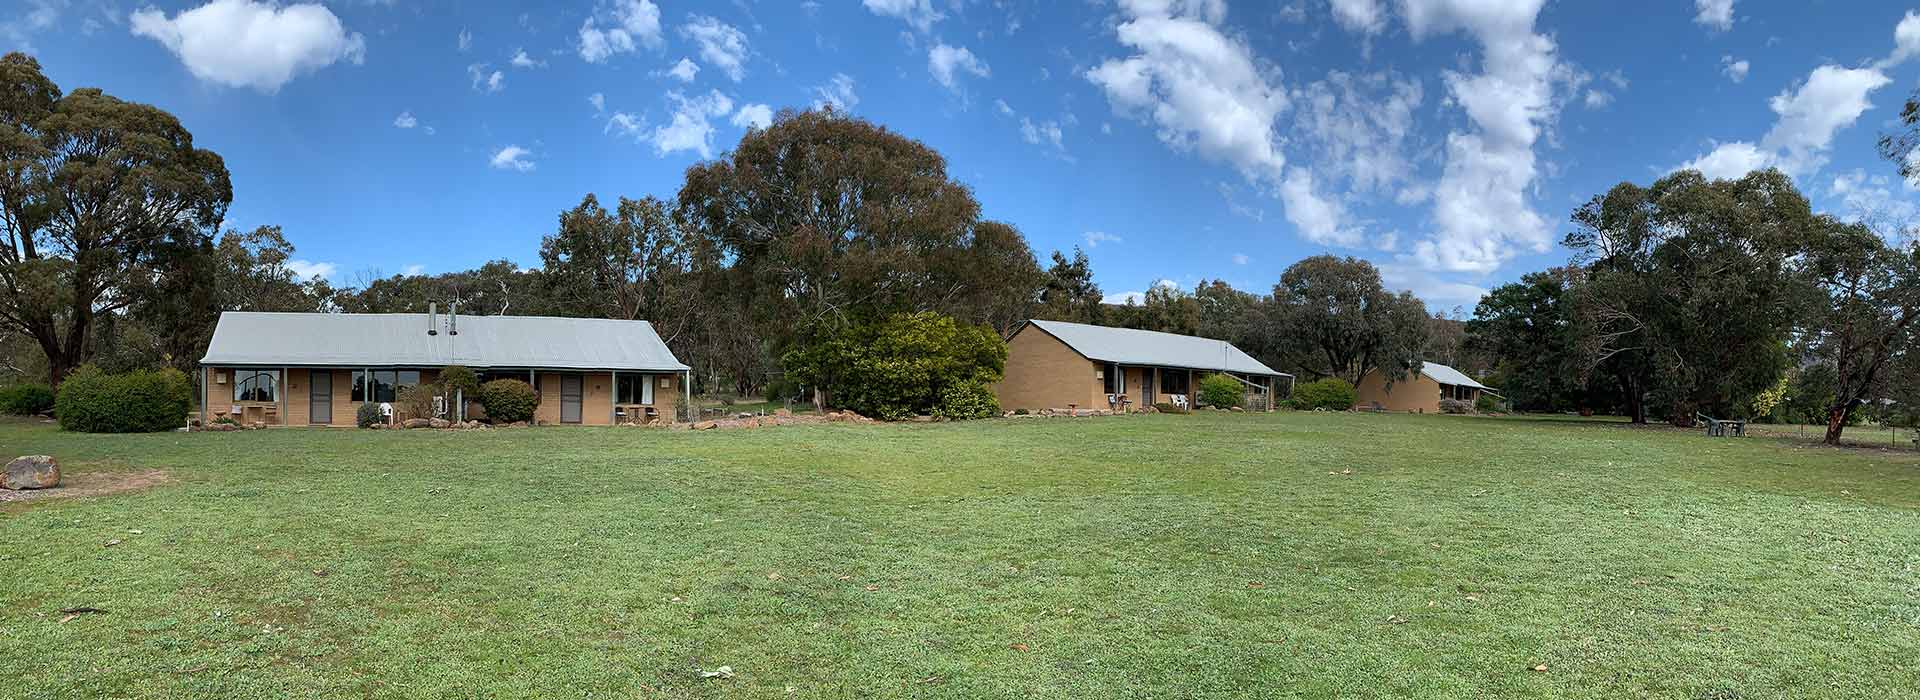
xmin=201 ymin=312 xmax=689 ymax=371
xmin=1420 ymin=361 xmax=1489 ymax=390
xmin=1025 ymin=319 xmax=1288 ymax=377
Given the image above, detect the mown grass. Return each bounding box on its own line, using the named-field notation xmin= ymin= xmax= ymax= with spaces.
xmin=0 ymin=412 xmax=1915 ymax=699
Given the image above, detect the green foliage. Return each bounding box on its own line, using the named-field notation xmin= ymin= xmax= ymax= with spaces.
xmin=1271 ymin=256 xmax=1429 ymax=385
xmin=0 ymin=383 xmax=55 ymax=415
xmin=1197 ymin=373 xmax=1243 ymax=409
xmin=784 ymin=312 xmax=1006 ymax=420
xmin=478 ymin=379 xmax=539 ymax=424
xmin=54 ymin=365 xmax=192 ymax=433
xmin=1291 ymin=378 xmax=1357 ymax=411
xmin=1474 ymin=393 xmax=1503 ymax=414
xmin=933 ymin=381 xmax=999 ymax=420
xmin=1467 ymin=268 xmax=1594 ymax=413
xmin=1153 ymin=402 xmax=1182 ymax=414
xmin=356 ymin=402 xmax=386 ymax=428
xmin=439 ymin=366 xmax=481 ymax=397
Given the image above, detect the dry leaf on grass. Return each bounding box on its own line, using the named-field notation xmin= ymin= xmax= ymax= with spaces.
xmin=699 ymin=666 xmax=735 ymax=679
xmin=1009 ymin=643 xmax=1030 ymax=652
xmin=1531 ymin=664 xmax=1547 ymax=673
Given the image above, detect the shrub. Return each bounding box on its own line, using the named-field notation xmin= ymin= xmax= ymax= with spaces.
xmin=933 ymin=381 xmax=999 ymax=420
xmin=440 ymin=365 xmax=481 ymax=397
xmin=356 ymin=401 xmax=386 ymax=428
xmin=1291 ymin=378 xmax=1357 ymax=412
xmin=0 ymin=383 xmax=55 ymax=415
xmin=213 ymin=415 xmax=238 ymax=426
xmin=1153 ymin=402 xmax=1182 ymax=414
xmin=55 ymin=365 xmax=193 ymax=433
xmin=784 ymin=312 xmax=1006 ymax=421
xmin=1439 ymin=398 xmax=1474 ymax=414
xmin=396 ymin=383 xmax=440 ymax=421
xmin=1197 ymin=373 xmax=1242 ymax=409
xmin=1474 ymin=394 xmax=1502 ymax=414
xmin=478 ymin=378 xmax=539 ymax=423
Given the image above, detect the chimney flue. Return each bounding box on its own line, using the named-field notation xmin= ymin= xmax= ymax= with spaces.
xmin=449 ymin=302 xmax=459 ymax=336
xmin=428 ymin=302 xmax=438 ymax=336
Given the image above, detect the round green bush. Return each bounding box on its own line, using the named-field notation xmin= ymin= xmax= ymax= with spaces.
xmin=1291 ymin=377 xmax=1357 ymax=412
xmin=478 ymin=378 xmax=539 ymax=423
xmin=55 ymin=365 xmax=193 ymax=433
xmin=933 ymin=381 xmax=999 ymax=420
xmin=356 ymin=401 xmax=387 ymax=428
xmin=439 ymin=365 xmax=480 ymax=396
xmin=1197 ymin=373 xmax=1243 ymax=409
xmin=0 ymin=383 xmax=55 ymax=415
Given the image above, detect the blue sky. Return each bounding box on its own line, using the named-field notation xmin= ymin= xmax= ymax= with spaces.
xmin=6 ymin=0 xmax=1919 ymax=310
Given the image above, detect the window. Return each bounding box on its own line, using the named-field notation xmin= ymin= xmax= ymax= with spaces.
xmin=1160 ymin=370 xmax=1190 ymax=396
xmin=350 ymin=370 xmax=420 ymax=403
xmin=1103 ymin=365 xmax=1122 ymax=395
xmin=233 ymin=370 xmax=278 ymax=402
xmin=616 ymin=374 xmax=656 ymax=405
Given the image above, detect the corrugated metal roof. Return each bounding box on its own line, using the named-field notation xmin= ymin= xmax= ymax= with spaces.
xmin=201 ymin=312 xmax=689 ymax=371
xmin=1421 ymin=361 xmax=1489 ymax=390
xmin=1025 ymin=319 xmax=1288 ymax=376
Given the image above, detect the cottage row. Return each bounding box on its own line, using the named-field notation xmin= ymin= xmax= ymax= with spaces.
xmin=198 ymin=311 xmax=1488 ymax=426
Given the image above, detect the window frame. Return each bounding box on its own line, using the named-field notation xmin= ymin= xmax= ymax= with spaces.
xmin=232 ymin=369 xmax=280 ymax=403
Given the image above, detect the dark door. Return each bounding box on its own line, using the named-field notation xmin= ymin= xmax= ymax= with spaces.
xmin=310 ymin=370 xmax=332 ymax=424
xmin=560 ymin=375 xmax=583 ymax=424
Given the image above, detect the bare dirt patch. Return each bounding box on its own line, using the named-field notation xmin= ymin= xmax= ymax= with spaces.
xmin=0 ymin=469 xmax=170 ymax=506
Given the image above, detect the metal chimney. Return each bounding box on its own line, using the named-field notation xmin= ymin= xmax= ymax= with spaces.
xmin=448 ymin=302 xmax=459 ymax=336
xmin=428 ymin=302 xmax=439 ymax=335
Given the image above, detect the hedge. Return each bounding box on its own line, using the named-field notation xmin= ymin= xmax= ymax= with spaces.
xmin=1197 ymin=373 xmax=1243 ymax=409
xmin=478 ymin=378 xmax=539 ymax=423
xmin=0 ymin=383 xmax=55 ymax=415
xmin=55 ymin=365 xmax=194 ymax=433
xmin=1291 ymin=377 xmax=1357 ymax=411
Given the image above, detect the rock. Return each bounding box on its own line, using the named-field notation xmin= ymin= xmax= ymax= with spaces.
xmin=510 ymin=421 xmax=530 ymax=428
xmin=694 ymin=421 xmax=718 ymax=430
xmin=429 ymin=418 xmax=451 ymax=429
xmin=403 ymin=418 xmax=433 ymax=429
xmin=1230 ymin=406 xmax=1244 ymax=412
xmin=3 ymin=455 xmax=60 ymax=490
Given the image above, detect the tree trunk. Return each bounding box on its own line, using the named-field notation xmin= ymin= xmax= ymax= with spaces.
xmin=1617 ymin=373 xmax=1646 ymax=424
xmin=1824 ymin=405 xmax=1852 ymax=446
xmin=812 ymin=386 xmax=826 ymax=413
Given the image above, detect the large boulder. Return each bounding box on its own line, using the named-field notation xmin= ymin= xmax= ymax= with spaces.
xmin=3 ymin=455 xmax=60 ymax=490
xmin=402 ymin=418 xmax=433 ymax=429
xmin=429 ymin=418 xmax=451 ymax=429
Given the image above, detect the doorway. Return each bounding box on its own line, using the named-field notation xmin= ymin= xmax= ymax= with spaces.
xmin=309 ymin=370 xmax=332 ymax=424
xmin=560 ymin=374 xmax=583 ymax=424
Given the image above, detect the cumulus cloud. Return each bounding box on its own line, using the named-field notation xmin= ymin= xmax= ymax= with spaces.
xmin=588 ymin=92 xmax=606 ymax=113
xmin=1329 ymin=0 xmax=1386 ymax=35
xmin=578 ymin=0 xmax=662 ymax=63
xmin=862 ymin=0 xmax=941 ymax=33
xmin=1879 ymin=11 xmax=1920 ymax=69
xmin=401 ymin=264 xmax=426 ymax=277
xmin=1721 ymin=55 xmax=1749 ymax=83
xmin=812 ymin=73 xmax=859 ymax=111
xmin=731 ymin=102 xmax=774 ymax=130
xmin=1584 ymin=89 xmax=1612 ymax=108
xmin=1694 ymin=0 xmax=1734 ymax=32
xmin=648 ymin=90 xmax=735 ymax=158
xmin=129 ymin=0 xmax=365 ymax=93
xmin=1082 ymin=231 xmax=1121 ymax=248
xmin=681 ymin=14 xmax=749 ymax=81
xmin=457 ymin=28 xmax=471 ymax=52
xmin=1678 ymin=141 xmax=1773 ymax=181
xmin=468 ymin=63 xmax=504 ymax=93
xmin=509 ymin=49 xmax=543 ymax=69
xmin=1830 ymin=168 xmax=1919 ymax=226
xmin=285 ymin=259 xmax=338 ymax=281
xmin=1378 ymin=262 xmax=1488 ymax=308
xmin=1399 ymin=0 xmax=1564 ymax=274
xmin=1020 ymin=117 xmax=1065 ymax=151
xmin=1293 ymin=71 xmax=1422 ymax=195
xmin=928 ymin=42 xmax=989 ymax=91
xmin=1280 ymin=167 xmax=1362 ymax=248
xmin=489 ymin=145 xmax=535 ymax=172
xmin=660 ymin=57 xmax=699 ymax=82
xmin=1683 ymin=65 xmax=1891 ymax=179
xmin=393 ymin=111 xmax=417 ymax=129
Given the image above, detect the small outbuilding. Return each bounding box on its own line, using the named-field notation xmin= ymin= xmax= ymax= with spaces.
xmin=1353 ymin=361 xmax=1494 ymax=413
xmin=994 ymin=319 xmax=1290 ymax=413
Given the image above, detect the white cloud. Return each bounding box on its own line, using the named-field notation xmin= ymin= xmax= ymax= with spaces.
xmin=1830 ymin=168 xmax=1919 ymax=225
xmin=1020 ymin=117 xmax=1065 ymax=151
xmin=606 ymin=111 xmax=645 ymax=138
xmin=1694 ymin=0 xmax=1734 ymax=32
xmin=1583 ymin=89 xmax=1612 ymax=108
xmin=1103 ymin=291 xmax=1147 ymax=306
xmin=286 ymin=259 xmax=339 ymax=281
xmin=128 ymin=0 xmax=365 ymax=93
xmin=928 ymin=42 xmax=989 ymax=91
xmin=1399 ymin=0 xmax=1563 ymax=274
xmin=1721 ymin=55 xmax=1749 ymax=83
xmin=1679 ymin=141 xmax=1773 ymax=180
xmin=1086 ymin=1 xmax=1289 ymax=185
xmin=393 ymin=111 xmax=417 ymax=129
xmin=731 ymin=103 xmax=773 ymax=130
xmin=1280 ymin=167 xmax=1362 ymax=247
xmin=467 ymin=63 xmax=504 ymax=93
xmin=995 ymin=99 xmax=1015 ymax=117
xmin=509 ymin=49 xmax=543 ymax=69
xmin=1378 ymin=262 xmax=1487 ymax=308
xmin=489 ymin=145 xmax=535 ymax=172
xmin=648 ymin=90 xmax=735 ymax=158
xmin=681 ymin=14 xmax=749 ymax=82
xmin=588 ymin=92 xmax=606 ymax=113
xmin=1887 ymin=11 xmax=1920 ymax=68
xmin=1294 ymin=71 xmax=1422 ymax=195
xmin=1232 ymin=253 xmax=1250 ymax=265
xmin=812 ymin=73 xmax=859 ymax=111
xmin=1082 ymin=231 xmax=1121 ymax=248
xmin=578 ymin=0 xmax=663 ymax=63
xmin=661 ymin=57 xmax=699 ymax=82
xmin=401 ymin=264 xmax=426 ymax=276
xmin=1 ymin=1 xmax=60 ymax=51
xmin=457 ymin=28 xmax=471 ymax=52
xmin=862 ymin=0 xmax=941 ymax=33
xmin=1329 ymin=0 xmax=1385 ymax=35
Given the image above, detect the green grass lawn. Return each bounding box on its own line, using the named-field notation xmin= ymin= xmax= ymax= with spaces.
xmin=1 ymin=413 xmax=1915 ymax=699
